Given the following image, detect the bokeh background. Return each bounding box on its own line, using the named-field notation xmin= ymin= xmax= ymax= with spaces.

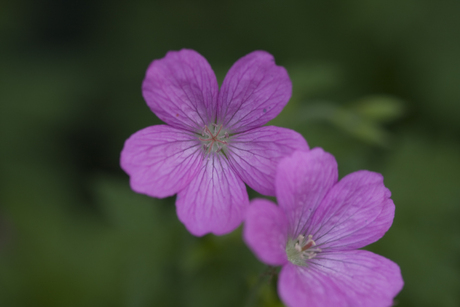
xmin=1 ymin=0 xmax=460 ymax=306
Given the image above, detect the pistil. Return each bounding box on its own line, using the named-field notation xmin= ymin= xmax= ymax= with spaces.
xmin=199 ymin=124 xmax=229 ymax=153
xmin=287 ymin=234 xmax=322 ymax=266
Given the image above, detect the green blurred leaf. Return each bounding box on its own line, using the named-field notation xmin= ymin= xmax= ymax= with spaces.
xmin=331 ymin=107 xmax=390 ymax=147
xmin=352 ymin=95 xmax=405 ymax=123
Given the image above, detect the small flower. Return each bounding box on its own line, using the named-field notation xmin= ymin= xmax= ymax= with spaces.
xmin=244 ymin=149 xmax=403 ymax=307
xmin=121 ymin=49 xmax=308 ymax=236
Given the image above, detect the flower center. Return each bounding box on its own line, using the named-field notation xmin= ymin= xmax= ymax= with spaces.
xmin=286 ymin=234 xmax=321 ymax=266
xmin=199 ymin=124 xmax=229 ymax=154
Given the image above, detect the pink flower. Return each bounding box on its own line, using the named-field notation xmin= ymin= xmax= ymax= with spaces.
xmin=120 ymin=49 xmax=308 ymax=236
xmin=244 ymin=149 xmax=403 ymax=307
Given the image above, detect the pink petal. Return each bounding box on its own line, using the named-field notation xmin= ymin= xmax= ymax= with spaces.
xmin=120 ymin=125 xmax=203 ymax=198
xmin=227 ymin=126 xmax=309 ymax=196
xmin=310 ymin=171 xmax=395 ymax=251
xmin=279 ymin=250 xmax=403 ymax=307
xmin=276 ymin=149 xmax=338 ymax=237
xmin=243 ymin=199 xmax=289 ymax=266
xmin=217 ymin=51 xmax=292 ymax=133
xmin=142 ymin=49 xmax=218 ymax=132
xmin=176 ymin=154 xmax=249 ymax=236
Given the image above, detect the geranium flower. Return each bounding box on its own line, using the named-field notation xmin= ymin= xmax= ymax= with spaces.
xmin=244 ymin=149 xmax=403 ymax=307
xmin=121 ymin=49 xmax=308 ymax=236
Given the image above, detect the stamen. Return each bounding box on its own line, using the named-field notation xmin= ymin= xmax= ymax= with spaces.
xmin=287 ymin=234 xmax=321 ymax=266
xmin=205 ymin=125 xmax=213 ymax=136
xmin=216 ymin=139 xmax=228 ymax=145
xmin=301 ymin=235 xmax=315 ymax=251
xmin=198 ymin=124 xmax=229 ymax=154
xmin=215 ymin=124 xmax=223 ymax=136
xmin=294 ymin=234 xmax=305 ymax=252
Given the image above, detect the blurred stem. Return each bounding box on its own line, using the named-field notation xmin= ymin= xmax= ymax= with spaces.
xmin=244 ymin=265 xmax=277 ymax=307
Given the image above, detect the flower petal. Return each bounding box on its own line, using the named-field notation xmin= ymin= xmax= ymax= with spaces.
xmin=276 ymin=149 xmax=338 ymax=237
xmin=120 ymin=125 xmax=202 ymax=198
xmin=176 ymin=154 xmax=249 ymax=236
xmin=142 ymin=49 xmax=218 ymax=131
xmin=310 ymin=171 xmax=395 ymax=251
xmin=120 ymin=125 xmax=203 ymax=198
xmin=217 ymin=51 xmax=291 ymax=133
xmin=227 ymin=126 xmax=309 ymax=196
xmin=278 ymin=250 xmax=403 ymax=307
xmin=243 ymin=199 xmax=289 ymax=266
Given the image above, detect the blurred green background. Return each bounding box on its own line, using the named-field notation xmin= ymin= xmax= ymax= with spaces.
xmin=1 ymin=0 xmax=460 ymax=306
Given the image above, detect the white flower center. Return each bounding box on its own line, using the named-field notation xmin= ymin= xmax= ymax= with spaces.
xmin=286 ymin=234 xmax=321 ymax=266
xmin=199 ymin=124 xmax=230 ymax=154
